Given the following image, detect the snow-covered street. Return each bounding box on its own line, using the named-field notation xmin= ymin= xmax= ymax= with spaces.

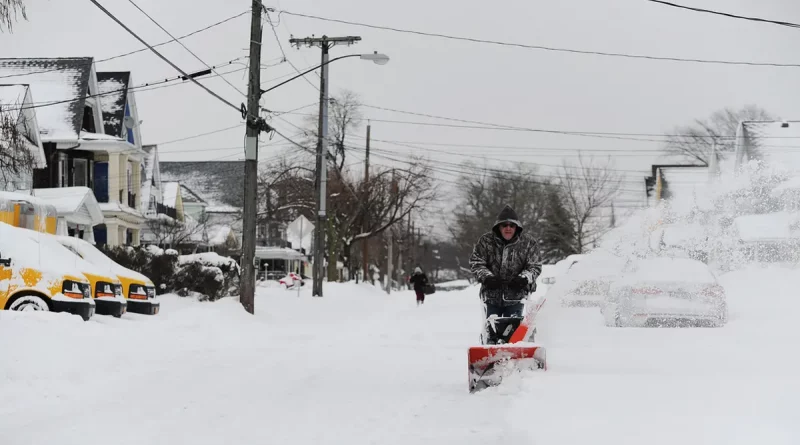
xmin=3 ymin=266 xmax=799 ymax=445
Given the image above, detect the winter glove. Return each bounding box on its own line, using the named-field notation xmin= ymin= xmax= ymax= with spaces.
xmin=483 ymin=275 xmax=503 ymax=290
xmin=508 ymin=275 xmax=528 ymax=291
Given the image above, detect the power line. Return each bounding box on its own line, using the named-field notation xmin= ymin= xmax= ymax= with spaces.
xmin=279 ymin=10 xmax=800 ymax=68
xmin=646 ymin=0 xmax=800 ymax=29
xmin=0 ymin=11 xmax=250 ymax=80
xmin=126 ymin=0 xmax=248 ymax=99
xmin=156 ymin=123 xmax=243 ymax=145
xmin=3 ymin=56 xmax=249 ymax=113
xmin=99 ymin=10 xmax=251 ymax=63
xmin=264 ymin=10 xmax=320 ymax=92
xmin=89 ymin=0 xmax=241 ymax=115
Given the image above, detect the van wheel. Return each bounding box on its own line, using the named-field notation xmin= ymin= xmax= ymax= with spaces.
xmin=8 ymin=294 xmax=50 ymax=312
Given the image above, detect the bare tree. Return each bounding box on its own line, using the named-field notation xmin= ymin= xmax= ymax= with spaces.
xmin=256 ymin=154 xmax=315 ymax=242
xmin=664 ymin=105 xmax=775 ymax=165
xmin=0 ymin=0 xmax=26 ymax=33
xmin=0 ymin=102 xmax=37 ymax=191
xmin=146 ymin=212 xmax=208 ymax=250
xmin=450 ymin=161 xmax=551 ymax=261
xmin=557 ymin=154 xmax=623 ymax=253
xmin=302 ymin=89 xmax=363 ymax=172
xmin=325 ymin=156 xmax=438 ymax=281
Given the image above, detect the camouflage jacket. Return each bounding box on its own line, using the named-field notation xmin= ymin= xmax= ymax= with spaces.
xmin=469 ymin=231 xmax=543 ymax=306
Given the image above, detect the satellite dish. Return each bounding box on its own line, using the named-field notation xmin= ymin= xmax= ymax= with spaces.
xmin=123 ymin=116 xmax=137 ymax=129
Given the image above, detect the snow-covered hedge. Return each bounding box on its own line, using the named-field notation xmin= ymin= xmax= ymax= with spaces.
xmin=98 ymin=246 xmax=240 ymax=301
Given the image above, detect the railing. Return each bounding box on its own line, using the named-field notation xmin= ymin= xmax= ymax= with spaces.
xmin=156 ymin=202 xmax=177 ymax=219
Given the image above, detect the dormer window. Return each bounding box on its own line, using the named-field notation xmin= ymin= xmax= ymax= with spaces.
xmin=82 ymin=106 xmax=96 ymax=133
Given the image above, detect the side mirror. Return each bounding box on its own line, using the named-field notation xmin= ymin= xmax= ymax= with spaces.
xmin=0 ymin=257 xmax=10 ymax=267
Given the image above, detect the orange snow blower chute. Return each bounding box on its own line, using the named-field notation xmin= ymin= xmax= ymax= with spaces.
xmin=468 ymin=297 xmax=547 ymax=393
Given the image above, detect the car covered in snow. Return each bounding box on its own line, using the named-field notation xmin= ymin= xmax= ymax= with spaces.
xmin=600 ymin=257 xmax=728 ymax=328
xmin=55 ymin=236 xmax=160 ymax=315
xmin=539 ymin=254 xmax=585 ymax=286
xmin=17 ymin=231 xmax=127 ymax=318
xmin=0 ymin=222 xmax=96 ymax=320
xmin=545 ymin=254 xmax=626 ymax=307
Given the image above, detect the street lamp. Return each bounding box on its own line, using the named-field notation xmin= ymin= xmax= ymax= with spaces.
xmin=259 ymin=52 xmax=390 ymax=95
xmin=262 ymin=39 xmax=389 ymax=297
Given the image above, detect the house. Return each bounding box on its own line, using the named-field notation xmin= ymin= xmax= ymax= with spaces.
xmin=0 ymin=59 xmax=167 ymax=246
xmin=159 ymin=161 xmax=244 ymax=249
xmin=733 ymin=120 xmax=800 ymax=175
xmin=0 ymin=84 xmax=46 ymax=191
xmin=140 ymin=144 xmax=177 ymax=220
xmin=644 ymin=164 xmax=708 ymax=208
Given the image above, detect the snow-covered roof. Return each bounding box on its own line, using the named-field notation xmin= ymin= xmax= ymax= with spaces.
xmin=254 ymin=246 xmax=306 ymax=260
xmin=0 ymin=58 xmax=93 ymax=141
xmin=733 ymin=212 xmax=800 ymax=242
xmin=179 ymin=183 xmax=206 ymax=205
xmin=95 ymin=72 xmax=130 ymax=138
xmin=31 ymin=187 xmax=103 ymax=226
xmin=735 ymin=121 xmax=800 ymax=175
xmin=160 ymin=161 xmax=243 ymax=212
xmin=162 ymin=181 xmax=180 ymax=208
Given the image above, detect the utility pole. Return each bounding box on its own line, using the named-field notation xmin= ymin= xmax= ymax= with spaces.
xmin=386 ymin=227 xmax=393 ymax=294
xmin=240 ymin=1 xmax=264 ymax=314
xmin=362 ymin=122 xmax=371 ymax=284
xmin=290 ymin=35 xmax=362 ymax=297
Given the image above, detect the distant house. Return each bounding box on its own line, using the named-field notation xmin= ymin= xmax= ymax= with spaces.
xmin=159 ymin=161 xmax=244 ymax=249
xmin=733 ymin=121 xmax=800 ymax=175
xmin=644 ymin=164 xmax=708 ymax=208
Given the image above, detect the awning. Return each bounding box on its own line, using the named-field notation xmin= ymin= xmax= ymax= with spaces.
xmin=32 ymin=187 xmax=104 ymax=226
xmin=254 ymin=247 xmax=306 ymax=261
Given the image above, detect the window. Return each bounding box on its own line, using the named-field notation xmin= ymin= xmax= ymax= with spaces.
xmin=127 ymin=162 xmax=133 ymax=192
xmin=58 ymin=153 xmax=68 ymax=187
xmin=73 ymin=158 xmax=88 ymax=187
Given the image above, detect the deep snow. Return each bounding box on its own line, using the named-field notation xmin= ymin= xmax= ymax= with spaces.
xmin=2 ymin=267 xmax=799 ymax=444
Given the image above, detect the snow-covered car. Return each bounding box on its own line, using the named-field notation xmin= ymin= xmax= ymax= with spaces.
xmin=279 ymin=272 xmax=305 ymax=289
xmin=546 ymin=254 xmax=626 ymax=307
xmin=540 ymin=254 xmax=585 ymax=286
xmin=601 ymin=257 xmax=728 ymax=328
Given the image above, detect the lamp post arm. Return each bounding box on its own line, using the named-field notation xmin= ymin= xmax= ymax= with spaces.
xmin=260 ymin=54 xmax=359 ymax=96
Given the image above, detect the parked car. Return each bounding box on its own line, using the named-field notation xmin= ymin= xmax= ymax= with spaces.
xmin=546 ymin=254 xmax=626 ymax=307
xmin=55 ymin=236 xmax=160 ymax=315
xmin=540 ymin=254 xmax=586 ymax=286
xmin=0 ymin=222 xmax=95 ymax=320
xmin=601 ymin=257 xmax=728 ymax=328
xmin=18 ymin=231 xmax=127 ymax=318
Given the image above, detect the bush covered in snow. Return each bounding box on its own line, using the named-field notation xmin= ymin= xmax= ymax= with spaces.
xmin=98 ymin=245 xmax=239 ymax=301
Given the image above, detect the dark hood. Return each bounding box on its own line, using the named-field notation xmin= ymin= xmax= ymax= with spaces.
xmin=491 ymin=205 xmax=523 ymax=239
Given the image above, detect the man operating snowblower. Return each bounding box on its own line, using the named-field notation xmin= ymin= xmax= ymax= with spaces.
xmin=469 ymin=204 xmax=543 ymax=345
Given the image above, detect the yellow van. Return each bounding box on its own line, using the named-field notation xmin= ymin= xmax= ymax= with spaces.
xmin=0 ymin=191 xmax=57 ymax=234
xmin=0 ymin=222 xmax=95 ymax=320
xmin=55 ymin=236 xmax=160 ymax=315
xmin=18 ymin=231 xmax=128 ymax=318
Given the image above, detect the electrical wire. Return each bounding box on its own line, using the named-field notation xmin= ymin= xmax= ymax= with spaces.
xmin=278 ymin=10 xmax=800 ymax=68
xmin=264 ymin=9 xmax=320 ymax=92
xmin=126 ymin=0 xmax=248 ymax=99
xmin=646 ymin=0 xmax=800 ymax=29
xmin=89 ymin=0 xmax=241 ymax=115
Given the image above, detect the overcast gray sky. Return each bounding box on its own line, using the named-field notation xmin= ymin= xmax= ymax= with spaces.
xmin=4 ymin=0 xmax=800 ymax=235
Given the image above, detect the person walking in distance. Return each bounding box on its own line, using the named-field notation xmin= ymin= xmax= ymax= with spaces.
xmin=409 ymin=267 xmax=429 ymax=306
xmin=469 ymin=205 xmax=542 ymax=343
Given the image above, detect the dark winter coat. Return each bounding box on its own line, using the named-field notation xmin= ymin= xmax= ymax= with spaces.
xmin=469 ymin=205 xmax=543 ymax=306
xmin=409 ymin=272 xmax=428 ymax=291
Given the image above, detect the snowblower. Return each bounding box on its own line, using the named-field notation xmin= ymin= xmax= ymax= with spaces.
xmin=468 ymin=296 xmax=547 ymax=393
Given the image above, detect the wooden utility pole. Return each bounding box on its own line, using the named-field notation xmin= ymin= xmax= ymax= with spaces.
xmin=362 ymin=123 xmax=371 ymax=283
xmin=240 ymin=1 xmax=264 ymax=314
